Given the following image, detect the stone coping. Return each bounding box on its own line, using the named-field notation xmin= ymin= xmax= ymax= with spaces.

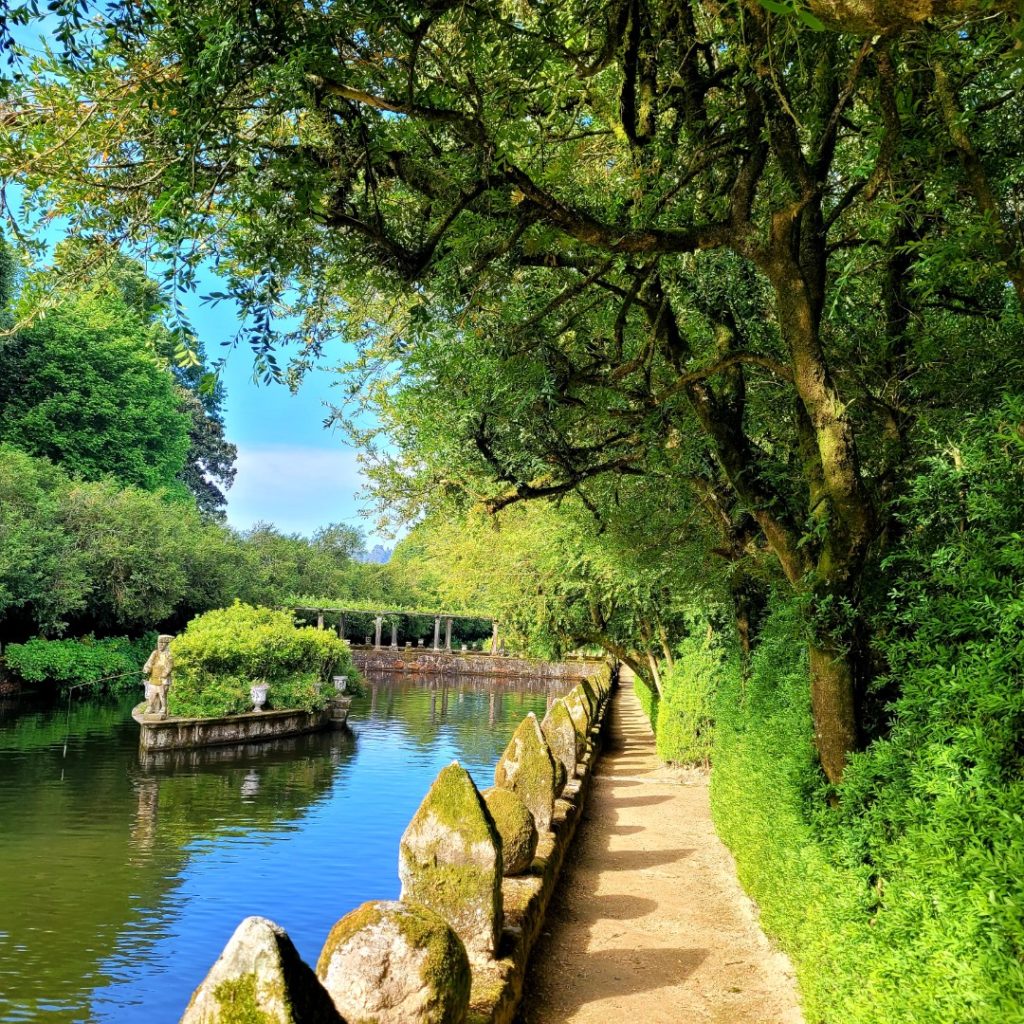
xmin=466 ymin=680 xmax=613 ymax=1024
xmin=176 ymin=667 xmax=614 ymax=1023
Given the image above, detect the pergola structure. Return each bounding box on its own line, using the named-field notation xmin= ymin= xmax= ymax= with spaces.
xmin=293 ymin=606 xmax=501 ymax=654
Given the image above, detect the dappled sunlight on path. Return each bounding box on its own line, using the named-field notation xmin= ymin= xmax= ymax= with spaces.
xmin=517 ymin=686 xmax=804 ymax=1024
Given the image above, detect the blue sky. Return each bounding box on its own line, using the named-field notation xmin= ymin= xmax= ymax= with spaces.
xmin=188 ymin=293 xmax=382 ymax=542
xmin=7 ymin=22 xmax=387 ymax=545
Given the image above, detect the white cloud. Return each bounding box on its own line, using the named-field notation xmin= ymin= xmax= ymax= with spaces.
xmin=226 ymin=444 xmax=371 ymax=537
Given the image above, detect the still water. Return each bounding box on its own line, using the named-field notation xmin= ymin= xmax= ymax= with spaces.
xmin=0 ymin=675 xmax=563 ymax=1023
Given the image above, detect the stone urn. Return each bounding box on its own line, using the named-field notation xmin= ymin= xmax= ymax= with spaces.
xmin=250 ymin=682 xmax=269 ymax=712
xmin=333 ymin=675 xmax=348 ymax=693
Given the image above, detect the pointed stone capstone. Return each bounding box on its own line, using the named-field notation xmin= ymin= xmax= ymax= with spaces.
xmin=180 ymin=916 xmax=342 ymax=1024
xmin=565 ymin=687 xmax=592 ymax=744
xmin=580 ymin=677 xmax=599 ymax=718
xmin=541 ymin=698 xmax=581 ymax=781
xmin=482 ymin=787 xmax=538 ymax=875
xmin=399 ymin=761 xmax=503 ymax=958
xmin=494 ymin=712 xmax=559 ymax=833
xmin=317 ymin=900 xmax=470 ymax=1024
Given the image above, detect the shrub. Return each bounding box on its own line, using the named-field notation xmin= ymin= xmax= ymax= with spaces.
xmin=3 ymin=633 xmax=156 ymax=691
xmin=168 ymin=602 xmax=357 ymax=718
xmin=634 ymin=676 xmax=659 ymax=732
xmin=654 ymin=630 xmax=721 ymax=765
xmin=710 ymin=401 xmax=1024 ymax=1024
xmin=632 ymin=625 xmax=721 ymax=766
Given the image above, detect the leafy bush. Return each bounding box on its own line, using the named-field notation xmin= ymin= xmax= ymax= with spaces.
xmin=710 ymin=402 xmax=1024 ymax=1024
xmin=634 ymin=676 xmax=659 ymax=731
xmin=168 ymin=603 xmax=357 ymax=718
xmin=633 ymin=625 xmax=720 ymax=766
xmin=3 ymin=633 xmax=156 ymax=691
xmin=654 ymin=630 xmax=721 ymax=765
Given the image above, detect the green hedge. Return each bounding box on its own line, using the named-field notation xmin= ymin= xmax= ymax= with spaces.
xmin=632 ymin=627 xmax=720 ymax=766
xmin=168 ymin=602 xmax=357 ymax=718
xmin=634 ymin=675 xmax=658 ymax=730
xmin=710 ymin=405 xmax=1024 ymax=1024
xmin=3 ymin=633 xmax=156 ymax=691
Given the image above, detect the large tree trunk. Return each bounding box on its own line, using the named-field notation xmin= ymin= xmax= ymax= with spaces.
xmin=766 ymin=212 xmax=875 ymax=784
xmin=808 ymin=643 xmax=858 ymax=785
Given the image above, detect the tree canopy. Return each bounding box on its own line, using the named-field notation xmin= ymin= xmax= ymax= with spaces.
xmin=3 ymin=0 xmax=1022 ymax=780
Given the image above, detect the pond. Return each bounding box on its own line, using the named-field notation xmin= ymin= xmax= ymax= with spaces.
xmin=0 ymin=674 xmax=565 ymax=1023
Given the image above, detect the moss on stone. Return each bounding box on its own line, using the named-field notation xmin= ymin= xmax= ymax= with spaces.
xmin=400 ymin=765 xmax=503 ymax=957
xmin=212 ymin=975 xmax=274 ymax=1024
xmin=494 ymin=713 xmax=557 ymax=833
xmin=316 ymin=903 xmax=384 ymax=971
xmin=579 ymin=678 xmax=599 ymax=717
xmin=184 ymin=917 xmax=338 ymax=1024
xmin=551 ymin=753 xmax=566 ymax=796
xmin=319 ymin=900 xmax=470 ymax=1024
xmin=542 ymin=698 xmax=582 ymax=773
xmin=565 ymin=689 xmax=591 ymax=740
xmin=419 ymin=761 xmax=498 ymax=847
xmin=482 ymin=787 xmax=538 ymax=875
xmin=401 ymin=906 xmax=471 ymax=1015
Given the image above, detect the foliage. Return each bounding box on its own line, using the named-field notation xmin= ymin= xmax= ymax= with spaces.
xmin=0 ymin=288 xmax=192 ymax=493
xmin=654 ymin=630 xmax=722 ymax=766
xmin=0 ymin=446 xmax=410 ymax=642
xmin=0 ymin=445 xmax=90 ymax=636
xmin=3 ymin=634 xmax=156 ymax=692
xmin=5 ymin=0 xmax=1023 ymax=777
xmin=633 ymin=678 xmax=658 ymax=734
xmin=712 ymin=404 xmax=1024 ymax=1024
xmin=631 ymin=618 xmax=724 ymax=766
xmin=168 ymin=603 xmax=356 ymax=718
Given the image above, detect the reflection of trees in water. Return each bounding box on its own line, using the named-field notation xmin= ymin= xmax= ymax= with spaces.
xmin=353 ymin=673 xmax=570 ymax=765
xmin=0 ymin=696 xmax=352 ymax=1024
xmin=131 ymin=727 xmax=355 ymax=847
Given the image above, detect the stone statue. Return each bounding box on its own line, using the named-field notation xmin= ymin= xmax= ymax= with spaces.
xmin=143 ymin=635 xmax=174 ymax=718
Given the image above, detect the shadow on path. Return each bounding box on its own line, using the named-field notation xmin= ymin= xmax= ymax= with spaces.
xmin=517 ymin=683 xmax=805 ymax=1024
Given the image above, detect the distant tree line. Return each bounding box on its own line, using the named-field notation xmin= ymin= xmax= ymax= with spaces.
xmin=0 ymin=242 xmax=417 ymax=645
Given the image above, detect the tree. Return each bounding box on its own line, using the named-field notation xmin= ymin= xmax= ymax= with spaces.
xmin=37 ymin=246 xmax=239 ymax=516
xmin=0 ymin=289 xmax=192 ymax=492
xmin=3 ymin=1 xmax=1022 ymax=780
xmin=0 ymin=446 xmax=89 ymax=638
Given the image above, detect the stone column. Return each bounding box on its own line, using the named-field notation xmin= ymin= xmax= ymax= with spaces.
xmin=317 ymin=610 xmax=324 ymax=630
xmin=338 ymin=614 xmax=346 ymax=640
xmin=391 ymin=620 xmax=398 ymax=649
xmin=444 ymin=617 xmax=452 ymax=652
xmin=374 ymin=616 xmax=383 ymax=649
xmin=433 ymin=616 xmax=441 ymax=651
xmin=490 ymin=620 xmax=499 ymax=655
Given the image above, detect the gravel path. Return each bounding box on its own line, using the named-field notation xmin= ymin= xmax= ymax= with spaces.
xmin=517 ymin=685 xmax=805 ymax=1024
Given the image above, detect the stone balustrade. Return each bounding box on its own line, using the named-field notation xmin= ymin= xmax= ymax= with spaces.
xmin=352 ymin=647 xmax=604 ymax=680
xmin=180 ymin=662 xmax=615 ymax=1024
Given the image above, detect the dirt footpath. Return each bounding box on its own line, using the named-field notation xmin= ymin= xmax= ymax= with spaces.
xmin=517 ymin=685 xmax=804 ymax=1024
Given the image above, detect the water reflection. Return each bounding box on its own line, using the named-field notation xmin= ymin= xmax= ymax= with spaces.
xmin=0 ymin=673 xmax=568 ymax=1023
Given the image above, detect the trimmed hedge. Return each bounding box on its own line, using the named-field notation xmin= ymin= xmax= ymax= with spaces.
xmin=633 ymin=627 xmax=720 ymax=766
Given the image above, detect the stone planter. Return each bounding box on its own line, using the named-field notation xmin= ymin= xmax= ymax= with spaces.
xmin=250 ymin=683 xmax=269 ymax=712
xmin=332 ymin=675 xmax=348 ymax=693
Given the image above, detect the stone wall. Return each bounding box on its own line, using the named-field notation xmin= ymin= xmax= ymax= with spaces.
xmin=134 ymin=697 xmax=351 ymax=752
xmin=352 ymin=647 xmax=604 ymax=680
xmin=180 ymin=662 xmax=616 ymax=1024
